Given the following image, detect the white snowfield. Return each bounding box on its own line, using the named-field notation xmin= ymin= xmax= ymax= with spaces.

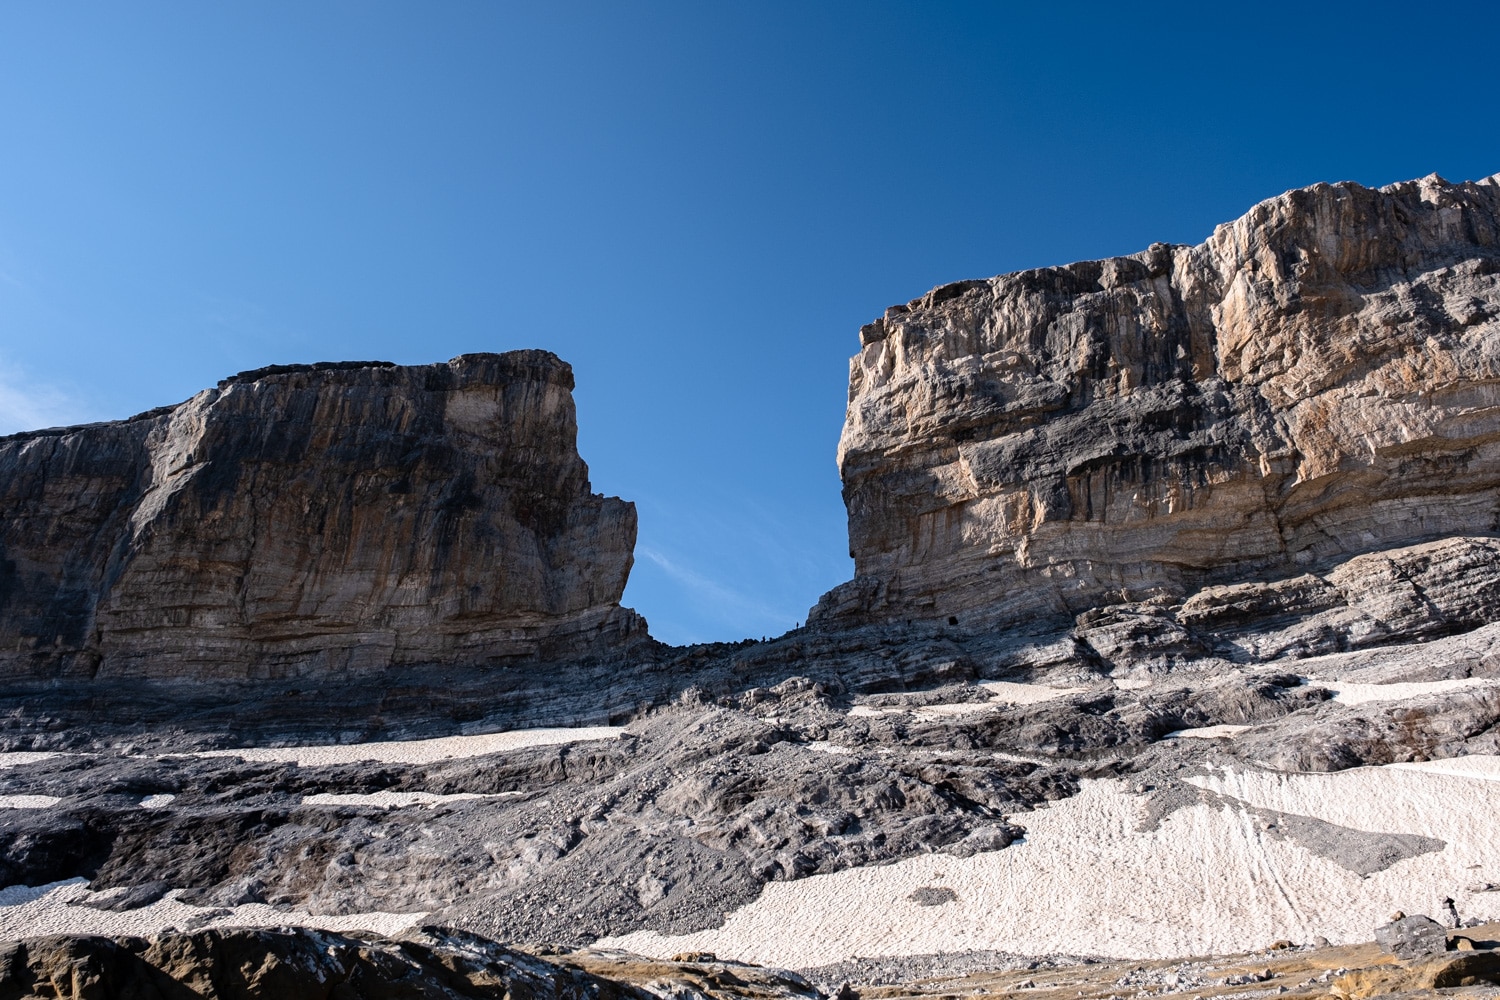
xmin=1313 ymin=676 xmax=1499 ymax=705
xmin=4 ymin=708 xmax=1499 ymax=960
xmin=849 ymin=681 xmax=1080 ymax=720
xmin=0 ymin=879 xmax=424 ymax=940
xmin=1163 ymin=724 xmax=1252 ymax=740
xmin=300 ymin=790 xmax=522 ymax=809
xmin=977 ymin=680 xmax=1084 ymax=704
xmin=190 ymin=726 xmax=626 ymax=766
xmin=0 ymin=752 xmax=62 ymax=769
xmin=597 ymin=756 xmax=1500 ymax=966
xmin=0 ymin=726 xmax=626 ymax=772
xmin=0 ymin=795 xmax=62 ymax=810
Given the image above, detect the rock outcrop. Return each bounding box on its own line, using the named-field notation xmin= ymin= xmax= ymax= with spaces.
xmin=7 ymin=174 xmax=1500 ymax=982
xmin=0 ymin=926 xmax=822 ymax=1000
xmin=822 ymin=173 xmax=1500 ymax=626
xmin=0 ymin=352 xmax=641 ymax=681
xmin=0 ymin=927 xmax=657 ymax=1000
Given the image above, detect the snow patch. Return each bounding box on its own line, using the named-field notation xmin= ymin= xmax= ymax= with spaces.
xmin=300 ymin=791 xmax=521 ymax=809
xmin=0 ymin=752 xmax=64 ymax=768
xmin=1163 ymin=725 xmax=1251 ymax=740
xmin=978 ymin=681 xmax=1082 ymax=704
xmin=0 ymin=878 xmax=423 ymax=939
xmin=0 ymin=795 xmax=61 ymax=810
xmin=848 ymin=682 xmax=1079 ymax=721
xmin=913 ymin=703 xmax=999 ymax=720
xmin=189 ymin=726 xmax=625 ymax=766
xmin=1311 ymin=677 xmax=1498 ymax=705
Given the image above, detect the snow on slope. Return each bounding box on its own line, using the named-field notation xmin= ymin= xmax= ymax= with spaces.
xmin=597 ymin=759 xmax=1500 ymax=966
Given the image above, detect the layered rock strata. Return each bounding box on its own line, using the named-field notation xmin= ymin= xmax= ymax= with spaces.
xmin=823 ymin=172 xmax=1500 ymax=625
xmin=0 ymin=352 xmax=640 ymax=681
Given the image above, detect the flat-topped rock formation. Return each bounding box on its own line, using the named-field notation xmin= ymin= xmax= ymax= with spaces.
xmin=820 ymin=172 xmax=1500 ymax=626
xmin=0 ymin=351 xmax=642 ymax=682
xmin=4 ymin=175 xmax=1500 ymax=991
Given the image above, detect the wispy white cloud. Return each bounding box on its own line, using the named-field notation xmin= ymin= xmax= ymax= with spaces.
xmin=0 ymin=361 xmax=91 ymax=435
xmin=636 ymin=544 xmax=798 ymax=634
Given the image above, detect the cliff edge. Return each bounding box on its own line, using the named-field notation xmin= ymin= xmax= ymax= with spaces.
xmin=819 ymin=172 xmax=1500 ymax=626
xmin=0 ymin=351 xmax=642 ymax=682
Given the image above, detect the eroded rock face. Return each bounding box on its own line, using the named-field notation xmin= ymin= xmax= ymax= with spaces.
xmin=825 ymin=173 xmax=1500 ymax=625
xmin=0 ymin=926 xmax=826 ymax=1000
xmin=0 ymin=352 xmax=641 ymax=681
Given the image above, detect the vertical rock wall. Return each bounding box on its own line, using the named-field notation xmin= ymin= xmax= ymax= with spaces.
xmin=821 ymin=173 xmax=1500 ymax=625
xmin=0 ymin=351 xmax=641 ymax=680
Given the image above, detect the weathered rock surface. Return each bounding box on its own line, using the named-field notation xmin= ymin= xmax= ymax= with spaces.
xmin=824 ymin=172 xmax=1500 ymax=626
xmin=1375 ymin=914 xmax=1450 ymax=960
xmin=0 ymin=352 xmax=641 ymax=682
xmin=6 ymin=174 xmax=1500 ymax=988
xmin=0 ymin=925 xmax=822 ymax=1000
xmin=1334 ymin=947 xmax=1500 ymax=998
xmin=0 ymin=926 xmax=644 ymax=1000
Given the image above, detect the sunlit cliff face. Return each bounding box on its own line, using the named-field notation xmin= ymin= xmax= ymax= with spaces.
xmin=829 ymin=173 xmax=1500 ymax=626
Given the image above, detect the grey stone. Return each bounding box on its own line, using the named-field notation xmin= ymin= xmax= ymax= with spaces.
xmin=1375 ymin=914 xmax=1450 ymax=959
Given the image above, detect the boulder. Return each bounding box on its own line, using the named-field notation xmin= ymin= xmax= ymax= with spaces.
xmin=1374 ymin=913 xmax=1449 ymax=960
xmin=1334 ymin=948 xmax=1500 ymax=997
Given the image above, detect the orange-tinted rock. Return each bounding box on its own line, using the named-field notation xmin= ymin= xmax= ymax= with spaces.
xmin=822 ymin=173 xmax=1500 ymax=626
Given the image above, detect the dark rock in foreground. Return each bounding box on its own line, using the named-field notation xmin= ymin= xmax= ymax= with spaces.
xmin=0 ymin=925 xmax=821 ymax=1000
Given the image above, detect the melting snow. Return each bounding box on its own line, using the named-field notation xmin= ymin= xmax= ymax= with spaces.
xmin=1163 ymin=725 xmax=1252 ymax=740
xmin=190 ymin=726 xmax=626 ymax=766
xmin=0 ymin=795 xmax=61 ymax=810
xmin=299 ymin=790 xmax=521 ymax=809
xmin=1312 ymin=677 xmax=1498 ymax=705
xmin=598 ymin=759 xmax=1500 ymax=966
xmin=0 ymin=879 xmax=423 ymax=939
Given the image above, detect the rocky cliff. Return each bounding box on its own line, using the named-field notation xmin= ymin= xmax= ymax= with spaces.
xmin=0 ymin=351 xmax=641 ymax=681
xmin=821 ymin=172 xmax=1500 ymax=626
xmin=4 ymin=177 xmax=1500 ymax=982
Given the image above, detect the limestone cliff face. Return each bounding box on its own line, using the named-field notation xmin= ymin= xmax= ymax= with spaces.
xmin=0 ymin=351 xmax=641 ymax=680
xmin=822 ymin=173 xmax=1500 ymax=625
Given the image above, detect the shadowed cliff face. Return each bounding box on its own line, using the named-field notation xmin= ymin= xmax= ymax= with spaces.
xmin=823 ymin=172 xmax=1500 ymax=626
xmin=0 ymin=351 xmax=641 ymax=681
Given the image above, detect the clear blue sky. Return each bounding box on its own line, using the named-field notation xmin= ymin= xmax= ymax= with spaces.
xmin=2 ymin=2 xmax=1497 ymax=644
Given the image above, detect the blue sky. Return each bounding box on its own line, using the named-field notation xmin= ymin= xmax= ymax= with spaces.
xmin=2 ymin=2 xmax=1498 ymax=644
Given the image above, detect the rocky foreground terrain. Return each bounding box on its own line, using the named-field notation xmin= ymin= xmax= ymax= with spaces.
xmin=3 ymin=172 xmax=1500 ymax=997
